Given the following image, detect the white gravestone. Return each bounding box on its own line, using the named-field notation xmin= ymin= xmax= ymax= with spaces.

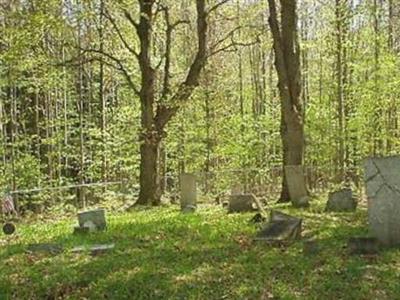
xmin=364 ymin=156 xmax=400 ymax=246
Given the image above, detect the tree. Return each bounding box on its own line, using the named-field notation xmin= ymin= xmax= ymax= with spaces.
xmin=267 ymin=0 xmax=307 ymax=202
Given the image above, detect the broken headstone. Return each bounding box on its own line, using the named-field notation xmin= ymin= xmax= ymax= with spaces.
xmin=180 ymin=173 xmax=197 ymax=212
xmin=228 ymin=194 xmax=257 ymax=213
xmin=325 ymin=188 xmax=357 ymax=212
xmin=71 ymin=244 xmax=115 ymax=256
xmin=26 ymin=243 xmax=64 ymax=255
xmin=364 ymin=156 xmax=400 ymax=246
xmin=348 ymin=237 xmax=379 ymax=255
xmin=255 ymin=210 xmax=302 ymax=242
xmin=284 ymin=165 xmax=309 ymax=208
xmin=77 ymin=209 xmax=107 ymax=231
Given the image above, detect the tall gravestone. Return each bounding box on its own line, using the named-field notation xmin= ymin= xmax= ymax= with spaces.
xmin=180 ymin=173 xmax=197 ymax=211
xmin=284 ymin=165 xmax=309 ymax=207
xmin=364 ymin=156 xmax=400 ymax=246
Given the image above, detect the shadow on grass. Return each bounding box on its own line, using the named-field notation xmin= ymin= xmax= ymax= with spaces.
xmin=1 ymin=207 xmax=399 ymax=299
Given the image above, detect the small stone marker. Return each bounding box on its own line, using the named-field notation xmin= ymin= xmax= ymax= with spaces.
xmin=348 ymin=237 xmax=379 ymax=255
xmin=2 ymin=222 xmax=15 ymax=235
xmin=71 ymin=244 xmax=115 ymax=256
xmin=364 ymin=156 xmax=400 ymax=246
xmin=255 ymin=210 xmax=302 ymax=242
xmin=228 ymin=194 xmax=257 ymax=213
xmin=325 ymin=188 xmax=357 ymax=212
xmin=26 ymin=243 xmax=64 ymax=255
xmin=77 ymin=209 xmax=107 ymax=231
xmin=180 ymin=173 xmax=197 ymax=212
xmin=303 ymin=240 xmax=320 ymax=256
xmin=284 ymin=165 xmax=309 ymax=207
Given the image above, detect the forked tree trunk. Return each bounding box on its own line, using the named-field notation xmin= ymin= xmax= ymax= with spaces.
xmin=134 ymin=0 xmax=208 ymax=206
xmin=268 ymin=0 xmax=307 ymax=203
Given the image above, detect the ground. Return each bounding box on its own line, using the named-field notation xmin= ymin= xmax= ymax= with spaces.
xmin=1 ymin=197 xmax=400 ymax=300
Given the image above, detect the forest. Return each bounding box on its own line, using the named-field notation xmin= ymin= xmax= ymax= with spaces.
xmin=1 ymin=0 xmax=400 ymax=299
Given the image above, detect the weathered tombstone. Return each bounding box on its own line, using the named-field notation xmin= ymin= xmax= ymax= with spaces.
xmin=71 ymin=244 xmax=115 ymax=256
xmin=228 ymin=194 xmax=257 ymax=213
xmin=255 ymin=210 xmax=302 ymax=241
xmin=78 ymin=209 xmax=107 ymax=231
xmin=325 ymin=188 xmax=357 ymax=212
xmin=348 ymin=237 xmax=379 ymax=255
xmin=284 ymin=165 xmax=309 ymax=207
xmin=364 ymin=156 xmax=400 ymax=246
xmin=26 ymin=243 xmax=64 ymax=255
xmin=180 ymin=173 xmax=197 ymax=212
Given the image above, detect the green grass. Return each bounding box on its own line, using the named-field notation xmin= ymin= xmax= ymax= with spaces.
xmin=1 ymin=198 xmax=400 ymax=299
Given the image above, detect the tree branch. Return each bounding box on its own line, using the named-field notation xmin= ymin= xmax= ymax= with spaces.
xmin=103 ymin=9 xmax=139 ymax=59
xmin=82 ymin=48 xmax=140 ymax=96
xmin=207 ymin=0 xmax=230 ymax=15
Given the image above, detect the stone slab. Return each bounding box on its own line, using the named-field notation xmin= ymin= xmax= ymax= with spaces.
xmin=228 ymin=194 xmax=257 ymax=213
xmin=364 ymin=156 xmax=400 ymax=246
xmin=284 ymin=165 xmax=309 ymax=207
xmin=326 ymin=188 xmax=357 ymax=212
xmin=180 ymin=173 xmax=197 ymax=210
xmin=78 ymin=209 xmax=107 ymax=231
xmin=255 ymin=210 xmax=302 ymax=241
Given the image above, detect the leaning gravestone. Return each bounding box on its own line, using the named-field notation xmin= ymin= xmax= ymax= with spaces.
xmin=77 ymin=209 xmax=107 ymax=232
xmin=284 ymin=165 xmax=309 ymax=207
xmin=180 ymin=173 xmax=197 ymax=212
xmin=364 ymin=156 xmax=400 ymax=246
xmin=228 ymin=194 xmax=257 ymax=213
xmin=255 ymin=210 xmax=302 ymax=242
xmin=325 ymin=188 xmax=357 ymax=212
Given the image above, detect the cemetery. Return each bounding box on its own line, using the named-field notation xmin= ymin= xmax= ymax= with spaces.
xmin=2 ymin=157 xmax=400 ymax=299
xmin=2 ymin=0 xmax=400 ymax=299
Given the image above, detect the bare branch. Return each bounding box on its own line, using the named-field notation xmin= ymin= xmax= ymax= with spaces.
xmin=103 ymin=9 xmax=139 ymax=59
xmin=207 ymin=0 xmax=230 ymax=15
xmin=82 ymin=48 xmax=139 ymax=96
xmin=123 ymin=9 xmax=139 ymax=31
xmin=208 ymin=38 xmax=259 ymax=58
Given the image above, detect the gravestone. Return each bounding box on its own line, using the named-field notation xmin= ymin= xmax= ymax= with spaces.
xmin=284 ymin=165 xmax=309 ymax=207
xmin=325 ymin=188 xmax=357 ymax=212
xmin=72 ymin=244 xmax=115 ymax=256
xmin=180 ymin=173 xmax=197 ymax=212
xmin=26 ymin=243 xmax=64 ymax=255
xmin=348 ymin=237 xmax=379 ymax=255
xmin=255 ymin=210 xmax=302 ymax=241
xmin=228 ymin=194 xmax=257 ymax=213
xmin=364 ymin=156 xmax=400 ymax=246
xmin=77 ymin=209 xmax=107 ymax=231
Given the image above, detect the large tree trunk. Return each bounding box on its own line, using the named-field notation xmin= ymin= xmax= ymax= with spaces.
xmin=268 ymin=0 xmax=307 ymax=203
xmin=138 ymin=138 xmax=161 ymax=205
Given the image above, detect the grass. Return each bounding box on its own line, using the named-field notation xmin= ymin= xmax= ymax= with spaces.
xmin=1 ymin=197 xmax=400 ymax=299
